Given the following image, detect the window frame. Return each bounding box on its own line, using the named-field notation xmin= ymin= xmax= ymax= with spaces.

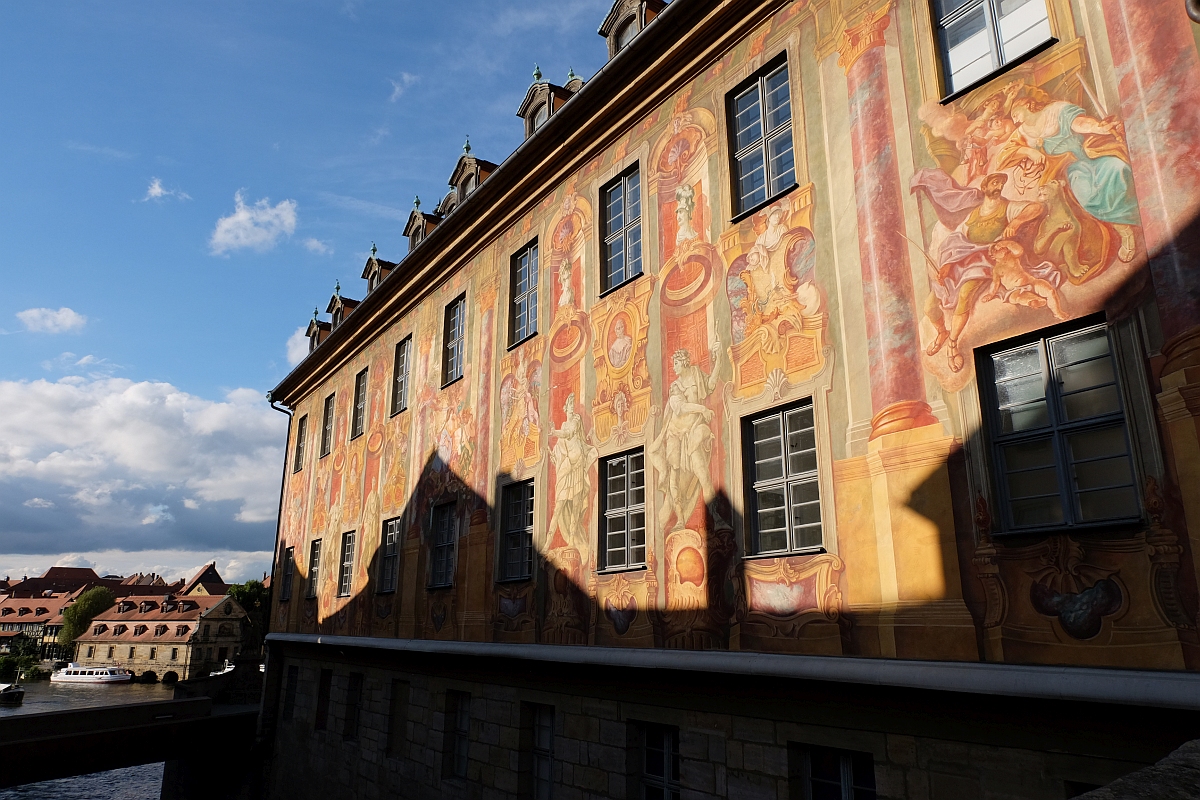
xmin=351 ymin=368 xmax=368 ymax=440
xmin=788 ymin=743 xmax=878 ymax=800
xmin=499 ymin=480 xmax=535 ymax=582
xmin=281 ymin=664 xmax=299 ymax=722
xmin=932 ymin=0 xmax=1056 ymax=101
xmin=443 ymin=690 xmax=471 ymax=779
xmin=727 ymin=53 xmax=798 ymax=219
xmin=306 ymin=539 xmax=322 ymax=599
xmin=314 ymin=668 xmax=333 ymax=731
xmin=320 ymin=393 xmax=335 ymax=458
xmin=280 ymin=546 xmax=295 ymax=601
xmin=509 ymin=240 xmax=540 ymax=348
xmin=742 ymin=398 xmax=825 ymax=556
xmin=599 ymin=448 xmax=647 ymax=572
xmin=523 ymin=702 xmax=555 ymax=800
xmin=599 ymin=164 xmax=644 ymax=296
xmin=378 ymin=517 xmax=401 ymax=594
xmin=429 ymin=502 xmax=458 ymax=588
xmin=337 ymin=531 xmax=356 ymax=597
xmin=637 ymin=723 xmax=681 ymax=800
xmin=391 ymin=336 xmax=412 ymax=416
xmin=343 ymin=671 xmax=364 ymax=741
xmin=977 ymin=318 xmax=1143 ymax=536
xmin=292 ymin=415 xmax=307 ymax=473
xmin=443 ymin=294 xmax=467 ymax=387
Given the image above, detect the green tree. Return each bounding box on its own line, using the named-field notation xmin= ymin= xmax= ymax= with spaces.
xmin=58 ymin=586 xmax=116 ymax=649
xmin=227 ymin=579 xmax=270 ymax=657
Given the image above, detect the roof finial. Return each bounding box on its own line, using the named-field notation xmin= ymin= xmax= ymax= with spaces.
xmin=413 ymin=195 xmax=421 ymax=210
xmin=532 ymin=63 xmax=542 ymax=83
xmin=371 ymin=241 xmax=377 ymax=258
xmin=312 ymin=306 xmax=319 ymax=321
xmin=567 ymin=66 xmax=578 ymax=81
xmin=463 ymin=135 xmax=471 ymax=155
xmin=334 ymin=280 xmax=341 ymax=297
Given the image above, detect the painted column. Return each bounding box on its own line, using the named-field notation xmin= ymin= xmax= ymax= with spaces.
xmin=838 ymin=2 xmax=938 ymax=439
xmin=1101 ymin=0 xmax=1200 ymax=367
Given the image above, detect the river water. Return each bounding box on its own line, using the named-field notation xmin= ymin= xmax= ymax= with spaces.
xmin=0 ymin=681 xmax=177 ymax=799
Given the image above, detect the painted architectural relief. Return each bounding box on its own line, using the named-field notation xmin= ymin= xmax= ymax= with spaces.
xmin=591 ymin=277 xmax=655 ymax=445
xmin=913 ymin=45 xmax=1145 ymax=390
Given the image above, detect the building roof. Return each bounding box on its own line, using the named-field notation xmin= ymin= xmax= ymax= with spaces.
xmin=181 ymin=563 xmax=229 ymax=596
xmin=75 ymin=593 xmax=246 ymax=644
xmin=0 ymin=594 xmax=75 ymax=625
xmin=5 ymin=566 xmax=107 ymax=598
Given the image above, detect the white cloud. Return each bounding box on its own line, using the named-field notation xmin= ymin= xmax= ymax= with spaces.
xmin=0 ymin=377 xmax=285 ymax=526
xmin=66 ymin=141 xmax=134 ymax=160
xmin=142 ymin=177 xmax=191 ymax=202
xmin=303 ymin=237 xmax=332 ymax=255
xmin=388 ymin=73 xmax=418 ymax=102
xmin=286 ymin=326 xmax=309 ymax=366
xmin=183 ymin=498 xmax=200 ymax=510
xmin=54 ymin=554 xmax=96 ymax=569
xmin=17 ymin=307 xmax=87 ymax=333
xmin=209 ymin=191 xmax=298 ymax=255
xmin=141 ymin=503 xmax=175 ymax=525
xmin=23 ymin=497 xmax=54 ymax=509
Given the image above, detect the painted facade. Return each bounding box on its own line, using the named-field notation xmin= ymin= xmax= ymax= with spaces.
xmin=269 ymin=0 xmax=1200 ymax=676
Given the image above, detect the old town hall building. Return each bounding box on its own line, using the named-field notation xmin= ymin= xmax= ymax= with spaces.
xmin=263 ymin=0 xmax=1200 ymax=797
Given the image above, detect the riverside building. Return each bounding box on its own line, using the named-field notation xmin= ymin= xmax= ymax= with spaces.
xmin=263 ymin=0 xmax=1200 ymax=797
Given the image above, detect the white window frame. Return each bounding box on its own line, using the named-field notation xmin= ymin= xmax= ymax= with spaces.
xmin=510 ymin=242 xmax=539 ymax=346
xmin=500 ymin=481 xmax=535 ymax=581
xmin=443 ymin=295 xmax=466 ymax=386
xmin=338 ymin=531 xmax=356 ymax=597
xmin=744 ymin=399 xmax=824 ymax=555
xmin=351 ymin=368 xmax=368 ymax=439
xmin=430 ymin=503 xmax=457 ymax=588
xmin=601 ymin=165 xmax=643 ymax=293
xmin=320 ymin=393 xmax=335 ymax=457
xmin=600 ymin=450 xmax=647 ymax=570
xmin=391 ymin=337 xmax=412 ymax=415
xmin=728 ymin=55 xmax=796 ymax=217
xmin=933 ymin=0 xmax=1054 ymax=96
xmin=379 ymin=518 xmax=401 ymax=594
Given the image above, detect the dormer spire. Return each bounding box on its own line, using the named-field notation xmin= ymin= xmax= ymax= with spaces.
xmin=312 ymin=307 xmax=319 ymax=321
xmin=413 ymin=195 xmax=421 ymax=210
xmin=463 ymin=136 xmax=472 ymax=155
xmin=567 ymin=66 xmax=578 ymax=82
xmin=334 ymin=280 xmax=341 ymax=297
xmin=371 ymin=242 xmax=377 ymax=258
xmin=532 ymin=63 xmax=542 ymax=83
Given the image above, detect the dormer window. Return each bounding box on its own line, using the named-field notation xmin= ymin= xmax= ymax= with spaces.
xmin=176 ymin=624 xmax=189 ymax=636
xmin=93 ymin=623 xmax=107 ymax=635
xmin=332 ymin=307 xmax=344 ymax=328
xmin=155 ymin=624 xmax=168 ymax=636
xmin=134 ymin=625 xmax=148 ymax=636
xmin=463 ymin=173 xmax=476 ymax=196
xmin=516 ymin=68 xmax=576 ymax=140
xmin=599 ymin=0 xmax=665 ymax=60
xmin=616 ymin=18 xmax=637 ymax=50
xmin=532 ymin=103 xmax=549 ymax=131
xmin=113 ymin=624 xmax=128 ymax=635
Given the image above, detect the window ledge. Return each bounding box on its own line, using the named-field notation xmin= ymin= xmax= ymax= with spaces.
xmin=731 ymin=183 xmax=800 ymax=225
xmin=742 ymin=548 xmax=827 ymax=561
xmin=597 ymin=565 xmax=648 ymax=576
xmin=426 ymin=583 xmax=454 ymax=592
xmin=374 ymin=588 xmax=397 ymax=595
xmin=993 ymin=518 xmax=1145 ymax=540
xmin=441 ymin=375 xmax=464 ymax=390
xmin=598 ymin=271 xmax=645 ymax=300
xmin=507 ymin=331 xmax=539 ymax=352
xmin=939 ymin=38 xmax=1058 ymax=105
xmin=349 ymin=432 xmax=363 ymax=441
xmin=495 ymin=575 xmax=534 ymax=585
xmin=389 ymin=406 xmax=408 ymax=418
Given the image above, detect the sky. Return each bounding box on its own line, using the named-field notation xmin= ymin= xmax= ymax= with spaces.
xmin=0 ymin=0 xmax=616 ymax=584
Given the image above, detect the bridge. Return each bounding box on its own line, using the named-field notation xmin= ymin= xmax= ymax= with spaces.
xmin=0 ymin=697 xmax=260 ymax=792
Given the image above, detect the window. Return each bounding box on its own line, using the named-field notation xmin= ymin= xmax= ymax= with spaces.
xmin=351 ymin=368 xmax=368 ymax=439
xmin=170 ymin=648 xmax=178 ymax=661
xmin=934 ymin=0 xmax=1052 ymax=95
xmin=282 ymin=664 xmax=299 ymax=722
xmin=745 ymin=400 xmax=823 ymax=554
xmin=391 ymin=337 xmax=412 ymax=415
xmin=523 ymin=703 xmax=554 ymax=800
xmin=443 ymin=295 xmax=466 ymax=385
xmin=532 ymin=104 xmax=549 ymax=132
xmin=175 ymin=625 xmax=189 ymax=637
xmin=343 ymin=672 xmax=364 ymax=740
xmin=729 ymin=58 xmax=795 ymax=216
xmin=379 ymin=518 xmax=401 ymax=593
xmin=980 ymin=322 xmax=1140 ymax=533
xmin=501 ymin=481 xmax=535 ymax=581
xmin=128 ymin=647 xmax=135 ymax=659
xmin=108 ymin=646 xmax=115 ymax=659
xmin=387 ymin=679 xmax=410 ymax=757
xmin=510 ymin=241 xmax=540 ymax=345
xmin=154 ymin=625 xmax=168 ymax=636
xmin=601 ymin=450 xmax=646 ymax=569
xmin=293 ymin=415 xmax=307 ymax=472
xmin=338 ymin=531 xmax=356 ymax=597
xmin=134 ymin=625 xmax=147 ymax=636
xmin=320 ymin=393 xmax=335 ymax=457
xmin=443 ymin=690 xmax=471 ymax=779
xmin=601 ymin=166 xmax=643 ymax=292
xmin=113 ymin=624 xmax=127 ymax=635
xmin=280 ymin=546 xmax=295 ymax=601
xmin=149 ymin=647 xmax=157 ymax=660
xmin=307 ymin=539 xmax=322 ymax=598
xmin=315 ymin=668 xmax=333 ymax=731
xmin=86 ymin=645 xmax=95 ymax=658
xmin=638 ymin=724 xmax=680 ymax=800
xmin=430 ymin=503 xmax=457 ymax=587
xmin=788 ymin=743 xmax=877 ymax=800
xmin=616 ymin=18 xmax=638 ymax=50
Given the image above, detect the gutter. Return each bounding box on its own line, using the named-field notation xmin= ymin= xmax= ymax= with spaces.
xmin=267 ymin=632 xmax=1200 ymax=712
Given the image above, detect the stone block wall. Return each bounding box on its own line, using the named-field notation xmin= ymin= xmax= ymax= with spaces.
xmin=266 ymin=654 xmax=1151 ymax=800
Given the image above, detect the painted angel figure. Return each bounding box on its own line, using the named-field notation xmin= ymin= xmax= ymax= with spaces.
xmin=546 ymin=392 xmax=596 ymax=552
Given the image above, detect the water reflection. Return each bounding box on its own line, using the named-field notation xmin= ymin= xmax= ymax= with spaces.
xmin=0 ymin=680 xmax=175 ymax=717
xmin=0 ymin=764 xmax=163 ymax=800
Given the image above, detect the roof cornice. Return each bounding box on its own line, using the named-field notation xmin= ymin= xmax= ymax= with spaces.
xmin=271 ymin=0 xmax=791 ymax=406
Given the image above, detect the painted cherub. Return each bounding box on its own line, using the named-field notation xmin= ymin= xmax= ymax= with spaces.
xmin=982 ymin=241 xmax=1068 ymax=320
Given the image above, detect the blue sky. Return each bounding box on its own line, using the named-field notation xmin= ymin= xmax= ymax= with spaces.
xmin=0 ymin=0 xmax=615 ymax=582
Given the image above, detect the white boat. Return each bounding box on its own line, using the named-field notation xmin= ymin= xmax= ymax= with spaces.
xmin=0 ymin=683 xmax=24 ymax=705
xmin=50 ymin=663 xmax=133 ymax=684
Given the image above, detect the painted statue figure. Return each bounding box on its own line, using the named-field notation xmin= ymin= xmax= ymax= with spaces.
xmin=649 ymin=342 xmax=723 ymax=531
xmin=608 ymin=318 xmax=633 ymax=368
xmin=546 ymin=392 xmax=596 ymax=552
xmin=674 ymin=184 xmax=699 ymax=246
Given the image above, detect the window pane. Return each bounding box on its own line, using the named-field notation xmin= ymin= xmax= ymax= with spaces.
xmin=733 ymin=87 xmax=763 ymax=151
xmin=786 ymin=409 xmax=817 ymax=476
xmin=629 ymin=511 xmax=646 ymax=565
xmin=1000 ymin=400 xmax=1049 ymax=433
xmin=1077 ymin=487 xmax=1138 ymax=521
xmin=605 ymin=238 xmax=625 ymax=289
xmin=942 ymin=5 xmax=993 ymax=91
xmin=764 ymin=66 xmax=791 ymax=130
xmin=1007 ymin=466 xmax=1059 ymax=498
xmin=767 ymin=128 xmax=796 ymax=196
xmin=606 ymin=515 xmax=627 ymax=566
xmin=934 ymin=0 xmax=976 ymax=16
xmin=736 ymin=149 xmax=767 ymax=211
xmin=1062 ymin=385 xmax=1120 ymax=421
xmin=1002 ymin=438 xmax=1056 ymax=471
xmin=997 ymin=0 xmax=1051 ymax=63
xmin=1073 ymin=457 xmax=1133 ymax=491
xmin=1066 ymin=425 xmax=1128 ymax=462
xmin=1052 ymin=327 xmax=1110 ymax=363
xmin=627 ymin=223 xmax=643 ymax=278
xmin=629 ymin=453 xmax=646 ymax=506
xmin=753 ymin=416 xmax=784 ymax=481
xmin=1058 ymin=357 xmax=1115 ymax=394
xmin=1010 ymin=495 xmax=1064 ymax=526
xmin=756 ymin=489 xmax=788 ymax=551
xmin=627 ymin=172 xmax=641 ymax=220
xmin=605 ymin=182 xmax=624 ymax=234
xmin=607 ymin=460 xmax=627 ymax=508
xmin=996 ymin=373 xmax=1045 ymax=407
xmin=993 ymin=345 xmax=1041 ymax=381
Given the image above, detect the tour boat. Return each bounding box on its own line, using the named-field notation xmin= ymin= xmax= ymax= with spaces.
xmin=0 ymin=683 xmax=24 ymax=705
xmin=50 ymin=663 xmax=133 ymax=684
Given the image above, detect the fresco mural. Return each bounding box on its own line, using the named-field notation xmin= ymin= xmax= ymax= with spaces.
xmin=270 ymin=6 xmax=1200 ymax=674
xmin=912 ymin=47 xmax=1145 ymax=391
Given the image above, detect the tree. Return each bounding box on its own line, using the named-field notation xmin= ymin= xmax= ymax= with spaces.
xmin=58 ymin=586 xmax=116 ymax=649
xmin=227 ymin=579 xmax=271 ymax=657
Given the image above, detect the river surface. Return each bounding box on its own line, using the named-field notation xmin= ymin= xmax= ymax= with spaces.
xmin=0 ymin=680 xmax=174 ymax=799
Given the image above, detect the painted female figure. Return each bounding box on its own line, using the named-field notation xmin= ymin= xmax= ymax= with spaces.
xmin=546 ymin=392 xmax=596 ymax=552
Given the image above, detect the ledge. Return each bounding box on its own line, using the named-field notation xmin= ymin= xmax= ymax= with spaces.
xmin=266 ymin=633 xmax=1200 ymax=711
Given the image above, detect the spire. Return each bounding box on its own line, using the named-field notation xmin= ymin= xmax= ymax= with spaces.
xmin=463 ymin=135 xmax=471 ymax=155
xmin=312 ymin=307 xmax=319 ymax=321
xmin=371 ymin=242 xmax=377 ymax=258
xmin=567 ymin=66 xmax=578 ymax=82
xmin=413 ymin=195 xmax=421 ymax=210
xmin=334 ymin=280 xmax=341 ymax=297
xmin=532 ymin=63 xmax=542 ymax=83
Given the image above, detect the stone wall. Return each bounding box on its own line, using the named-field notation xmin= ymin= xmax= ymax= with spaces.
xmin=267 ymin=652 xmax=1162 ymax=800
